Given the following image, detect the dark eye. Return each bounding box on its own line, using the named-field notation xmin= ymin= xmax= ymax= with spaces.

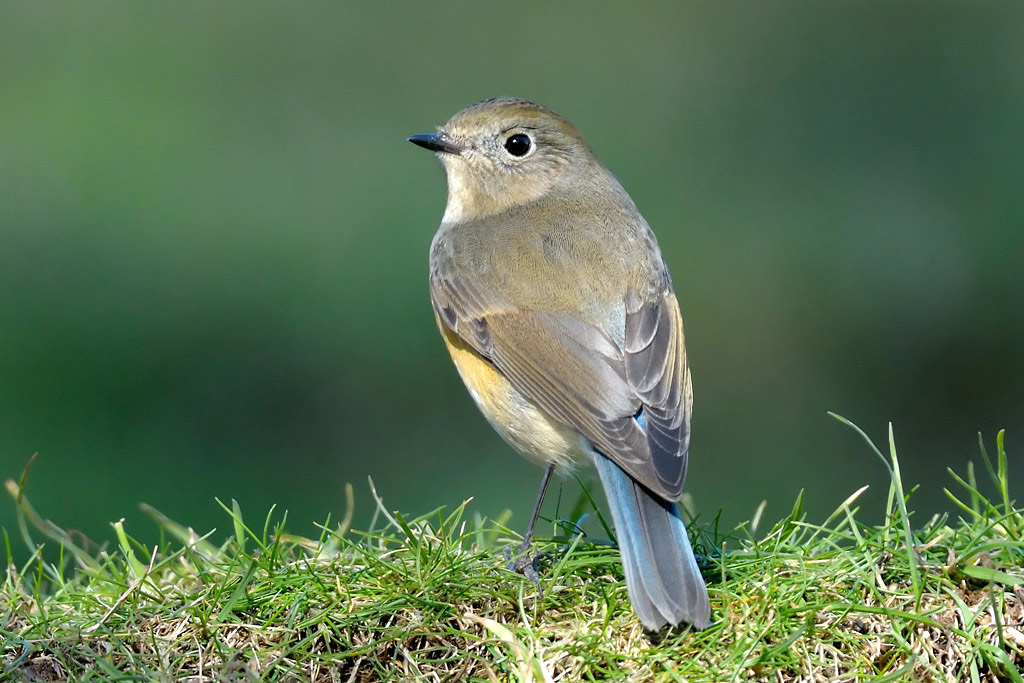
xmin=504 ymin=133 xmax=532 ymax=157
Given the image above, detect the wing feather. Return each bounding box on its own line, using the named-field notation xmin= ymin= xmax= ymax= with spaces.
xmin=431 ymin=264 xmax=692 ymax=499
xmin=625 ymin=293 xmax=692 ymax=496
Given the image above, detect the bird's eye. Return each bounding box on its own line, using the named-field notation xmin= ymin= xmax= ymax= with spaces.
xmin=504 ymin=133 xmax=532 ymax=157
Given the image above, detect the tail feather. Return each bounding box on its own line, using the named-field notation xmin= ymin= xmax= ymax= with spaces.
xmin=592 ymin=452 xmax=710 ymax=630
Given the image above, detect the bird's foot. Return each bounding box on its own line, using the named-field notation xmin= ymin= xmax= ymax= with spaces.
xmin=503 ymin=544 xmax=547 ymax=585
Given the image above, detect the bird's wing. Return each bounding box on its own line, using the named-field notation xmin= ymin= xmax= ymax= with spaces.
xmin=431 ymin=272 xmax=690 ymax=500
xmin=623 ymin=290 xmax=692 ymax=496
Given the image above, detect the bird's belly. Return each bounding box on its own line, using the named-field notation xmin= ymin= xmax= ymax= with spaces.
xmin=441 ymin=325 xmax=588 ymax=471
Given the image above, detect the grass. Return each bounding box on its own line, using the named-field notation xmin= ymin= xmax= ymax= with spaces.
xmin=2 ymin=418 xmax=1022 ymax=682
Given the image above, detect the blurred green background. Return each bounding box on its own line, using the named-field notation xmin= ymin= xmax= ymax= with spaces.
xmin=3 ymin=4 xmax=1022 ymax=562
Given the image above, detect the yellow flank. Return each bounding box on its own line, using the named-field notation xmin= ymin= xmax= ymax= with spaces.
xmin=439 ymin=320 xmax=586 ymax=472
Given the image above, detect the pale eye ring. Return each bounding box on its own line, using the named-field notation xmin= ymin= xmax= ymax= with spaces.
xmin=504 ymin=133 xmax=532 ymax=157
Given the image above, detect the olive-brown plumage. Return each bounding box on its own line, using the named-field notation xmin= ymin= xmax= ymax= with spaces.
xmin=410 ymin=97 xmax=710 ymax=630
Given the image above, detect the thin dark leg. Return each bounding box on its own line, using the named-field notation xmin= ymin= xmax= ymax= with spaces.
xmin=508 ymin=463 xmax=555 ymax=582
xmin=520 ymin=463 xmax=555 ymax=553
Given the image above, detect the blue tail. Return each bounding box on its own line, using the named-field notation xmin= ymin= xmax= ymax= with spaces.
xmin=591 ymin=452 xmax=711 ymax=630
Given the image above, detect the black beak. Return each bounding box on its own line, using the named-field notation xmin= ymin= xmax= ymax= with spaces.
xmin=408 ymin=133 xmax=461 ymax=155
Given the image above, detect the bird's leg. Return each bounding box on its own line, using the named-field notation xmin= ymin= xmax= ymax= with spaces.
xmin=520 ymin=463 xmax=555 ymax=553
xmin=506 ymin=463 xmax=554 ymax=583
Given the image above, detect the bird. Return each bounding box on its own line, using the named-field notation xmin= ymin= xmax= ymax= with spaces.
xmin=408 ymin=97 xmax=710 ymax=631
